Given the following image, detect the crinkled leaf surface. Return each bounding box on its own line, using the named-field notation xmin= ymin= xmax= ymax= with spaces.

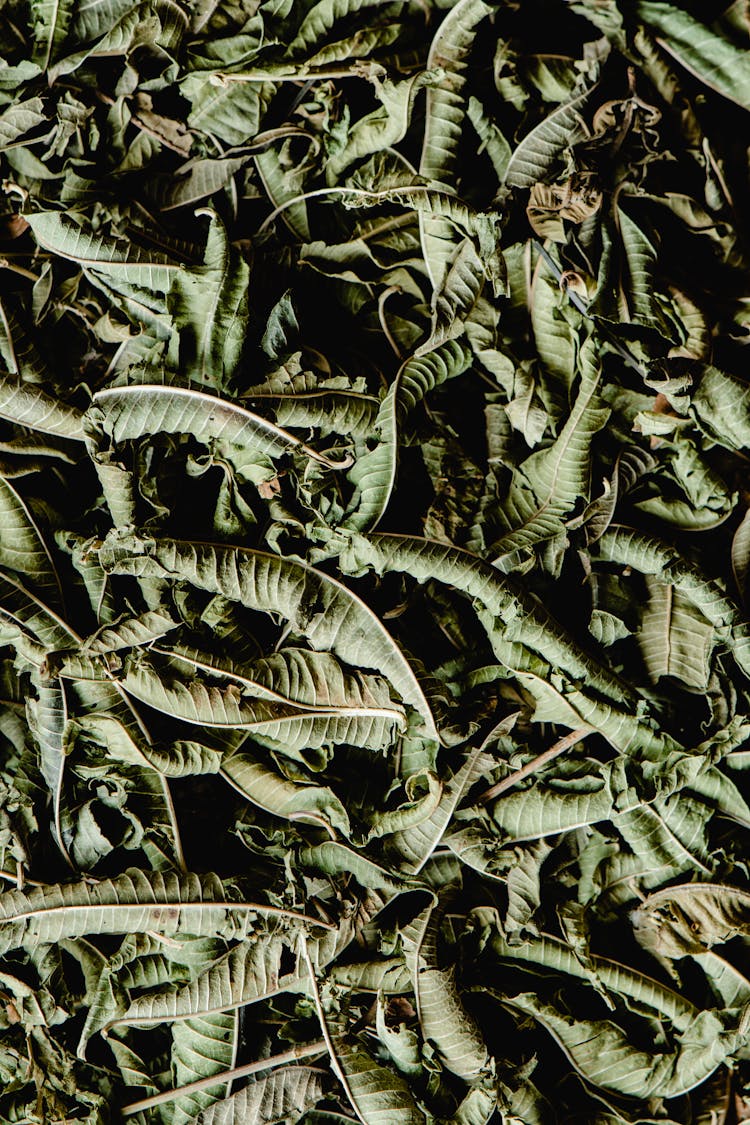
xmin=2 ymin=1 xmax=750 ymax=1121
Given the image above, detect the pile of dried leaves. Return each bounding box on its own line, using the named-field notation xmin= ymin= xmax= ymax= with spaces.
xmin=1 ymin=0 xmax=750 ymax=1122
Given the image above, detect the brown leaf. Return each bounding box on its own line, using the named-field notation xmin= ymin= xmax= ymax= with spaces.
xmin=527 ymin=175 xmax=602 ymax=241
xmin=0 ymin=214 xmax=30 ymax=240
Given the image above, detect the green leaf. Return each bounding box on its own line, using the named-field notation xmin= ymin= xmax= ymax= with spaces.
xmin=691 ymin=364 xmax=750 ymax=452
xmin=345 ymin=340 xmax=471 ymax=531
xmin=26 ymin=212 xmax=184 ymax=293
xmin=287 ymin=0 xmax=400 ymax=57
xmin=638 ymin=576 xmax=715 ymax=689
xmin=421 ymin=0 xmax=495 ymax=188
xmin=26 ymin=672 xmax=71 ymax=865
xmin=530 ymin=262 xmax=579 ymax=390
xmin=329 ymin=70 xmax=438 ymax=181
xmin=256 ymin=388 xmax=379 ymax=439
xmin=491 ymin=931 xmax=697 ymax=1029
xmin=0 ymin=868 xmax=331 ymax=956
xmin=170 ymin=1012 xmax=239 ymax=1125
xmin=0 ymin=477 xmax=62 ymax=605
xmin=159 ymin=156 xmax=250 ymax=211
xmin=68 ymin=0 xmax=137 ymax=43
xmin=693 ymin=952 xmax=750 ymax=1008
xmin=332 ymin=1037 xmax=428 ymax=1125
xmin=115 ymin=654 xmax=404 ymax=761
xmin=733 ymin=508 xmax=750 ymax=604
xmin=420 ymin=237 xmax=485 ymax=353
xmin=0 ymin=374 xmax=86 ymax=440
xmin=182 ymin=75 xmax=270 ymax=148
xmin=637 ymin=2 xmax=750 ymax=110
xmin=333 ymin=532 xmax=631 ymax=707
xmin=504 ymin=87 xmax=593 ymax=189
xmin=80 ymin=609 xmax=177 ymax=654
xmin=419 ymin=0 xmax=495 ymax=290
xmin=331 ymin=957 xmax=411 ymax=994
xmin=192 ymin=1065 xmax=325 ymax=1124
xmin=89 ymin=383 xmax=348 ymax=469
xmin=632 ymin=882 xmax=750 ymax=959
xmin=596 ymin=527 xmax=750 ymax=681
xmin=30 ymin=0 xmax=75 ymax=70
xmin=166 ymin=210 xmax=249 ymax=388
xmin=80 ymin=711 xmax=224 ymax=777
xmin=299 ymin=841 xmax=421 ymax=894
xmin=392 ymin=748 xmax=493 ymax=872
xmin=0 ymin=98 xmax=47 ymax=146
xmin=48 ymin=1 xmax=188 ymax=82
xmin=467 ymin=95 xmax=511 ymax=180
xmin=255 ymin=143 xmax=312 ymax=240
xmin=617 ymin=206 xmax=678 ymax=338
xmin=402 ymin=903 xmax=490 ymax=1082
xmin=97 ymin=532 xmax=438 ymax=739
xmin=222 ymin=750 xmax=352 ymax=837
xmin=506 ymin=994 xmax=743 ymax=1099
xmin=110 ymin=936 xmax=288 ymax=1029
xmin=487 ymin=337 xmax=609 ymax=559
xmin=166 ymin=644 xmax=399 ymax=719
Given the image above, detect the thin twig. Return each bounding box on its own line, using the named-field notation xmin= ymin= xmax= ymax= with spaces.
xmin=0 ymin=260 xmax=40 ymax=282
xmin=210 ymin=66 xmax=378 ymax=84
xmin=476 ymin=727 xmax=591 ymax=805
xmin=120 ymin=1039 xmax=327 ymax=1116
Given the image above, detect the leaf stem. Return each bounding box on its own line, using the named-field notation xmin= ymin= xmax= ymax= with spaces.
xmin=0 ymin=260 xmax=40 ymax=282
xmin=119 ymin=1039 xmax=327 ymax=1116
xmin=0 ymin=868 xmax=43 ymax=888
xmin=378 ymin=286 xmax=404 ymax=360
xmin=256 ymin=184 xmax=443 ymax=237
xmin=210 ymin=66 xmax=377 ymax=84
xmin=477 ymin=727 xmax=591 ymax=804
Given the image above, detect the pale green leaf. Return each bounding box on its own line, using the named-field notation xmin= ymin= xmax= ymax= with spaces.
xmin=170 ymin=1012 xmax=239 ymax=1125
xmin=345 ymin=340 xmax=471 ymax=531
xmin=504 ymin=87 xmax=592 ymax=189
xmin=0 ymin=477 xmax=62 ymax=605
xmin=223 ymin=751 xmax=351 ymax=836
xmin=488 ymin=337 xmax=609 ymax=559
xmin=97 ymin=532 xmax=438 ymax=739
xmin=332 ymin=1037 xmax=427 ymax=1125
xmin=638 ymin=577 xmax=715 ymax=689
xmin=192 ymin=1065 xmax=325 ymax=1124
xmin=637 ymin=1 xmax=750 ymax=110
xmin=419 ymin=0 xmax=495 ymax=289
xmin=0 ymin=374 xmax=86 ymax=440
xmin=166 ymin=210 xmax=249 ymax=387
xmin=0 ymin=98 xmax=47 ymax=147
xmin=30 ymin=0 xmax=75 ymax=70
xmin=27 ymin=212 xmax=184 ymax=293
xmin=506 ymin=994 xmax=742 ymax=1099
xmin=0 ymin=868 xmax=331 ymax=957
xmin=287 ymin=0 xmax=398 ymax=57
xmin=89 ymin=384 xmax=347 ymax=469
xmin=633 ymin=882 xmax=750 ymax=959
xmin=111 ymin=936 xmax=287 ymax=1029
xmin=597 ymin=527 xmax=750 ymax=681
